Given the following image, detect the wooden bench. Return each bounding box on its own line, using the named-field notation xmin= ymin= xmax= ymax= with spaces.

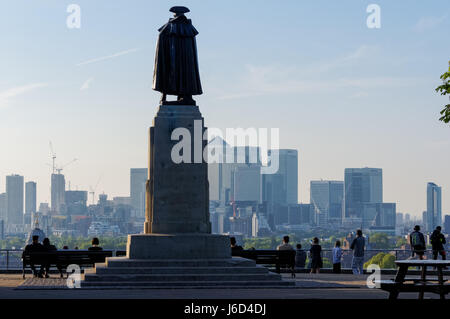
xmin=22 ymin=250 xmax=114 ymax=279
xmin=232 ymin=249 xmax=296 ymax=277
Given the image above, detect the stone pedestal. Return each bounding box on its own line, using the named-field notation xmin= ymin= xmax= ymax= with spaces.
xmin=127 ymin=233 xmax=230 ymax=259
xmin=144 ymin=104 xmax=211 ymax=235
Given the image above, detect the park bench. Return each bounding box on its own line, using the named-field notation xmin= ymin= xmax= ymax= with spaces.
xmin=22 ymin=250 xmax=114 ymax=279
xmin=232 ymin=249 xmax=296 ymax=277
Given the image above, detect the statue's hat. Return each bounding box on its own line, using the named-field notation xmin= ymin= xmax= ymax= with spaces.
xmin=170 ymin=6 xmax=190 ymax=14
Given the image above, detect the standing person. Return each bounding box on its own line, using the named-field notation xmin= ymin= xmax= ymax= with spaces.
xmin=277 ymin=236 xmax=294 ymax=251
xmin=42 ymin=238 xmax=57 ymax=278
xmin=350 ymin=229 xmax=365 ymax=275
xmin=332 ymin=240 xmax=343 ymax=274
xmin=309 ymin=237 xmax=322 ymax=274
xmin=430 ymin=226 xmax=446 ymax=260
xmin=410 ymin=225 xmax=426 ymax=260
xmin=295 ymin=244 xmax=307 ymax=269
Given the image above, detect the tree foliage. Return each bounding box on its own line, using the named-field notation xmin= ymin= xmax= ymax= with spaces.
xmin=364 ymin=252 xmax=396 ymax=269
xmin=436 ymin=60 xmax=450 ymax=123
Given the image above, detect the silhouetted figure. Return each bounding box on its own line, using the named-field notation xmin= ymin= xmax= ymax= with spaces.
xmin=88 ymin=237 xmax=103 ymax=251
xmin=351 ymin=229 xmax=365 ymax=274
xmin=295 ymin=244 xmax=306 ymax=269
xmin=42 ymin=238 xmax=57 ymax=278
xmin=277 ymin=236 xmax=294 ymax=251
xmin=230 ymin=237 xmax=243 ymax=253
xmin=332 ymin=240 xmax=343 ymax=274
xmin=309 ymin=237 xmax=323 ymax=274
xmin=153 ymin=6 xmax=202 ymax=105
xmin=23 ymin=235 xmax=44 ymax=277
xmin=431 ymin=226 xmax=446 ymax=260
xmin=410 ymin=225 xmax=426 ymax=260
xmin=62 ymin=246 xmax=69 ymax=250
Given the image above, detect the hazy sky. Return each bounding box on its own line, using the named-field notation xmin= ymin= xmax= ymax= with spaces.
xmin=0 ymin=1 xmax=449 ymax=218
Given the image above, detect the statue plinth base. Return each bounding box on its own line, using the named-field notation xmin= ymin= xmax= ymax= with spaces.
xmin=127 ymin=233 xmax=230 ymax=259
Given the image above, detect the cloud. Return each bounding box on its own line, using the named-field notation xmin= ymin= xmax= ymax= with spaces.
xmin=76 ymin=48 xmax=139 ymax=66
xmin=413 ymin=15 xmax=447 ymax=32
xmin=80 ymin=78 xmax=94 ymax=90
xmin=217 ymin=64 xmax=423 ymax=100
xmin=0 ymin=83 xmax=48 ymax=108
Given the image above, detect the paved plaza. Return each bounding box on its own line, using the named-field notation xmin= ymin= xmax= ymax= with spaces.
xmin=0 ymin=272 xmax=445 ymax=299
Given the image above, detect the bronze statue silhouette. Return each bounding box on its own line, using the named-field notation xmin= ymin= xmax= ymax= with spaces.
xmin=152 ymin=6 xmax=202 ymax=105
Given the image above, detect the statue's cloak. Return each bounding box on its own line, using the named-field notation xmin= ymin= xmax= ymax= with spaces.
xmin=152 ymin=15 xmax=203 ymax=96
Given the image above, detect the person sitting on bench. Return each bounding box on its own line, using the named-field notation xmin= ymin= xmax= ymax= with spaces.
xmin=42 ymin=238 xmax=57 ymax=278
xmin=230 ymin=237 xmax=243 ymax=253
xmin=23 ymin=235 xmax=45 ymax=278
xmin=88 ymin=237 xmax=103 ymax=251
xmin=277 ymin=236 xmax=294 ymax=251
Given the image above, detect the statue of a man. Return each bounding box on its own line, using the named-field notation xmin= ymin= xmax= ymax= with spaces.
xmin=152 ymin=6 xmax=202 ymax=105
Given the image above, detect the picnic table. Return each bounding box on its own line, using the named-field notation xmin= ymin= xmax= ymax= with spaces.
xmin=378 ymin=259 xmax=450 ymax=300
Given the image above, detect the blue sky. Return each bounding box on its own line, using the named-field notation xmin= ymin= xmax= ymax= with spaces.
xmin=0 ymin=0 xmax=449 ymax=218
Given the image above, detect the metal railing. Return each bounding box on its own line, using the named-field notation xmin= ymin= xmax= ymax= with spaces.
xmin=0 ymin=248 xmax=448 ymax=270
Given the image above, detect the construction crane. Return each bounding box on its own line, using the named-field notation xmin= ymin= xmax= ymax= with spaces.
xmin=55 ymin=158 xmax=78 ymax=174
xmin=89 ymin=175 xmax=102 ymax=205
xmin=49 ymin=141 xmax=56 ymax=174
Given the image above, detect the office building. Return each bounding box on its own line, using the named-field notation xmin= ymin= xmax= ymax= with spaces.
xmin=232 ymin=165 xmax=261 ymax=203
xmin=130 ymin=168 xmax=148 ymax=218
xmin=6 ymin=174 xmax=24 ymax=225
xmin=344 ymin=167 xmax=382 ymax=223
xmin=444 ymin=215 xmax=450 ymax=235
xmin=65 ymin=190 xmax=88 ymax=215
xmin=0 ymin=193 xmax=6 ymax=221
xmin=51 ymin=173 xmax=65 ymax=214
xmin=426 ymin=182 xmax=442 ymax=231
xmin=25 ymin=181 xmax=37 ymax=215
xmin=310 ymin=180 xmax=344 ymax=226
xmin=266 ymin=149 xmax=298 ymax=205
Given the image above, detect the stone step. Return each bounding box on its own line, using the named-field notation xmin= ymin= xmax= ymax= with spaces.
xmin=93 ymin=266 xmax=269 ymax=275
xmin=84 ymin=273 xmax=281 ymax=282
xmin=104 ymin=257 xmax=256 ymax=268
xmin=81 ymin=280 xmax=295 ymax=288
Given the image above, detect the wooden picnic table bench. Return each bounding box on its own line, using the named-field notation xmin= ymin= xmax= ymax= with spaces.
xmin=376 ymin=259 xmax=450 ymax=300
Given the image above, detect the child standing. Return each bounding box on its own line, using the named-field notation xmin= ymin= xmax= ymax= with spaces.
xmin=332 ymin=240 xmax=343 ymax=274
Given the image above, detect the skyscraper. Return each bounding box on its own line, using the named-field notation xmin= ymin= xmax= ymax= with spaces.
xmin=51 ymin=173 xmax=65 ymax=214
xmin=344 ymin=168 xmax=382 ymax=222
xmin=232 ymin=165 xmax=261 ymax=203
xmin=0 ymin=193 xmax=6 ymax=221
xmin=310 ymin=180 xmax=344 ymax=226
xmin=444 ymin=215 xmax=450 ymax=235
xmin=267 ymin=149 xmax=298 ymax=205
xmin=130 ymin=168 xmax=148 ymax=218
xmin=426 ymin=182 xmax=442 ymax=231
xmin=25 ymin=181 xmax=37 ymax=215
xmin=6 ymin=174 xmax=24 ymax=225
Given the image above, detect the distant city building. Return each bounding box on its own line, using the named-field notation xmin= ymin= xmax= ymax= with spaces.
xmin=232 ymin=165 xmax=261 ymax=203
xmin=0 ymin=193 xmax=6 ymax=222
xmin=267 ymin=149 xmax=298 ymax=205
xmin=426 ymin=182 xmax=442 ymax=232
xmin=287 ymin=204 xmax=312 ymax=225
xmin=113 ymin=196 xmax=132 ymax=206
xmin=25 ymin=181 xmax=37 ymax=215
xmin=65 ymin=190 xmax=88 ymax=215
xmin=6 ymin=174 xmax=24 ymax=225
xmin=310 ymin=180 xmax=344 ymax=226
xmin=38 ymin=203 xmax=50 ymax=215
xmin=130 ymin=168 xmax=147 ymax=218
xmin=344 ymin=167 xmax=382 ymax=224
xmin=444 ymin=215 xmax=450 ymax=235
xmin=51 ymin=173 xmax=65 ymax=214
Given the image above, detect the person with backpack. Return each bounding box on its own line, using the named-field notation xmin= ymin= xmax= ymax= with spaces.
xmin=410 ymin=225 xmax=426 ymax=260
xmin=430 ymin=226 xmax=446 ymax=260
